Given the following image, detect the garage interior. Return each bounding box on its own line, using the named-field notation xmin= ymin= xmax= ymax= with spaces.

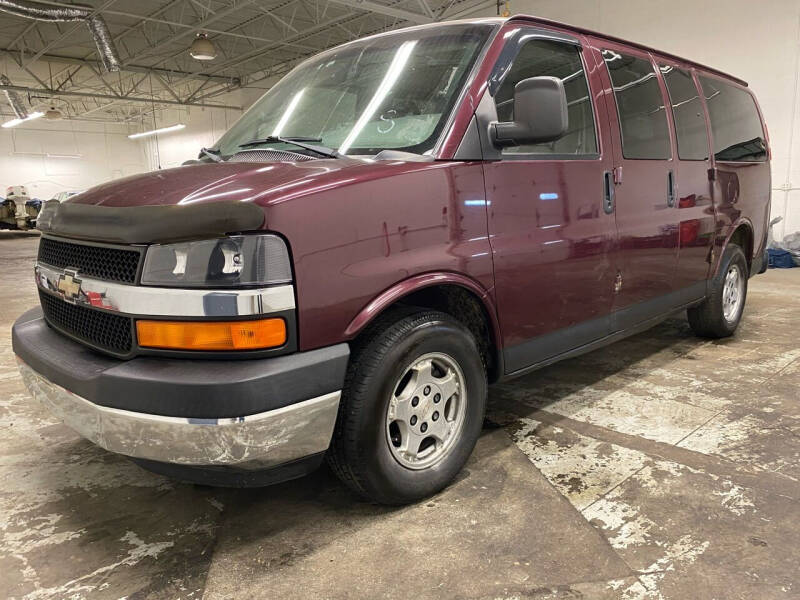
xmin=2 ymin=1 xmax=800 ymax=599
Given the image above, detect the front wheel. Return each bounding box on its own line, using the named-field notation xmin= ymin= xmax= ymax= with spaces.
xmin=327 ymin=309 xmax=487 ymax=504
xmin=688 ymin=243 xmax=748 ymax=338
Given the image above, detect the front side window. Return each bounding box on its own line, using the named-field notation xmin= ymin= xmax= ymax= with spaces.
xmin=604 ymin=51 xmax=671 ymax=160
xmin=494 ymin=39 xmax=597 ymax=156
xmin=213 ymin=23 xmax=494 ymax=157
xmin=660 ymin=66 xmax=709 ymax=161
xmin=699 ymin=76 xmax=767 ymax=162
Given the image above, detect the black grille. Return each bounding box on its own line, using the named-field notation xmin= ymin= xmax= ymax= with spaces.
xmin=38 ymin=237 xmax=141 ymax=284
xmin=39 ymin=291 xmax=133 ymax=355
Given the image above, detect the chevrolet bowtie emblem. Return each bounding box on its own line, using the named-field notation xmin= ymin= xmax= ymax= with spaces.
xmin=57 ymin=270 xmax=82 ymax=302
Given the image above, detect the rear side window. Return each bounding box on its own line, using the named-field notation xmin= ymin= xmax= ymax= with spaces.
xmin=699 ymin=76 xmax=767 ymax=162
xmin=660 ymin=66 xmax=708 ymax=160
xmin=494 ymin=39 xmax=598 ymax=156
xmin=603 ymin=50 xmax=671 ymax=160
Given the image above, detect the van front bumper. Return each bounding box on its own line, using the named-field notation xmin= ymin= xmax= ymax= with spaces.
xmin=13 ymin=307 xmax=349 ymax=471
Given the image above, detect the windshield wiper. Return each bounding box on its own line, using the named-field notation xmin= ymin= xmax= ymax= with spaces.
xmin=200 ymin=147 xmax=223 ymax=162
xmin=238 ymin=136 xmax=342 ymax=159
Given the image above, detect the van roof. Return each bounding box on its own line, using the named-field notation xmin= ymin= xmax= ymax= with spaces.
xmin=324 ymin=15 xmax=747 ymax=87
xmin=506 ymin=14 xmax=748 ymax=87
xmin=369 ymin=14 xmax=746 ymax=87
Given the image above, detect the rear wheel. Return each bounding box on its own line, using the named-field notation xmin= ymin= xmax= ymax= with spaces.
xmin=327 ymin=309 xmax=487 ymax=504
xmin=688 ymin=243 xmax=748 ymax=338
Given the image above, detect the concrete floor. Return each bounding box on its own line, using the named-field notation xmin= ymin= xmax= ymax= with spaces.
xmin=1 ymin=230 xmax=799 ymax=600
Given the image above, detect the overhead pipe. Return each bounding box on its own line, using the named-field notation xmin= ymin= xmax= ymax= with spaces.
xmin=0 ymin=74 xmax=28 ymax=118
xmin=0 ymin=0 xmax=121 ymax=72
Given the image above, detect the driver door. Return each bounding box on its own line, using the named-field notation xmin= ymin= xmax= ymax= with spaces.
xmin=480 ymin=28 xmax=620 ymax=374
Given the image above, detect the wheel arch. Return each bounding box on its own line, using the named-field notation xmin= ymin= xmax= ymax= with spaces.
xmin=343 ymin=273 xmax=503 ymax=382
xmin=714 ymin=219 xmax=754 ymax=277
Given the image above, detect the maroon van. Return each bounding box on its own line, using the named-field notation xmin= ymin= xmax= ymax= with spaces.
xmin=13 ymin=15 xmax=770 ymax=504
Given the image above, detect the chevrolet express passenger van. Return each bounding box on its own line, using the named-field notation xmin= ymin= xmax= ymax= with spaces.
xmin=13 ymin=15 xmax=770 ymax=504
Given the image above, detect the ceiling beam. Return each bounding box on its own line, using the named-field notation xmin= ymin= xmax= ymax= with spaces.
xmin=440 ymin=0 xmax=496 ymax=19
xmin=416 ymin=0 xmax=434 ymax=18
xmin=0 ymin=49 xmax=237 ymax=85
xmin=186 ymin=9 xmax=402 ymax=101
xmin=19 ymin=0 xmax=307 ymax=47
xmin=125 ymin=0 xmax=257 ymax=64
xmin=7 ymin=21 xmax=39 ymax=50
xmin=326 ymin=0 xmax=432 ymax=24
xmin=184 ymin=7 xmax=364 ymax=83
xmin=152 ymin=71 xmax=182 ymax=103
xmin=144 ymin=0 xmax=316 ymax=80
xmin=0 ymin=82 xmax=238 ymax=109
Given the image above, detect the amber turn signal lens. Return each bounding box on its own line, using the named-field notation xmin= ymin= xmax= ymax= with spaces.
xmin=136 ymin=318 xmax=286 ymax=351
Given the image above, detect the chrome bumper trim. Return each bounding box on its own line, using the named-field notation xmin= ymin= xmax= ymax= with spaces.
xmin=35 ymin=262 xmax=295 ymax=317
xmin=18 ymin=360 xmax=340 ymax=469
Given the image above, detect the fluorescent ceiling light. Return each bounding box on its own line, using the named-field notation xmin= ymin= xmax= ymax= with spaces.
xmin=128 ymin=123 xmax=186 ymax=139
xmin=2 ymin=112 xmax=45 ymax=128
xmin=11 ymin=151 xmax=82 ymax=159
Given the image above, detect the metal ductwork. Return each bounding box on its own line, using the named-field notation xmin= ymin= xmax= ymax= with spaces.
xmin=0 ymin=0 xmax=121 ymax=72
xmin=0 ymin=74 xmax=28 ymax=119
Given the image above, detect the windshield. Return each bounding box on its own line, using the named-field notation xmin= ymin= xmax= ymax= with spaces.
xmin=213 ymin=23 xmax=495 ymax=158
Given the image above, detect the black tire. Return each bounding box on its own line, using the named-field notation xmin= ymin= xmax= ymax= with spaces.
xmin=327 ymin=309 xmax=487 ymax=505
xmin=687 ymin=243 xmax=748 ymax=338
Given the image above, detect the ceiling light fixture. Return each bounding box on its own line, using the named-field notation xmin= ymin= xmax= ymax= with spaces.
xmin=128 ymin=123 xmax=186 ymax=139
xmin=189 ymin=33 xmax=217 ymax=61
xmin=45 ymin=106 xmax=63 ymax=120
xmin=2 ymin=111 xmax=44 ymax=128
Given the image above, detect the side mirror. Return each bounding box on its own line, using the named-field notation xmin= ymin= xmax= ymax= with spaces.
xmin=491 ymin=76 xmax=568 ymax=148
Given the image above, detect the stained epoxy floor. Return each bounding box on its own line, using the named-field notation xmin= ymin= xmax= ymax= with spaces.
xmin=1 ymin=231 xmax=799 ymax=600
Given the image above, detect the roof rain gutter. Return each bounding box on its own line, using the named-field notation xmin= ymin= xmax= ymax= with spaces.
xmin=0 ymin=0 xmax=121 ymax=72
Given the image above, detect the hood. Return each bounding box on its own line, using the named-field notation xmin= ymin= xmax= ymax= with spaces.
xmin=70 ymin=158 xmax=442 ymax=208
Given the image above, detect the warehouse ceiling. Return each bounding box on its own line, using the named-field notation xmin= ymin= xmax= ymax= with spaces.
xmin=0 ymin=0 xmax=496 ymax=125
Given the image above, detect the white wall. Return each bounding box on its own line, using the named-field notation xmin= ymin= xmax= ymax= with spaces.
xmin=132 ymin=94 xmax=244 ymax=171
xmin=0 ymin=119 xmax=148 ymax=201
xmin=470 ymin=0 xmax=800 ymax=240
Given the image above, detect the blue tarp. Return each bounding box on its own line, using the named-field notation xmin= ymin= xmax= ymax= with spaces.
xmin=768 ymin=248 xmax=796 ymax=268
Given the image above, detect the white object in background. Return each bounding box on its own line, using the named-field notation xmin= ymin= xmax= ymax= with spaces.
xmin=767 ymin=216 xmax=783 ymax=249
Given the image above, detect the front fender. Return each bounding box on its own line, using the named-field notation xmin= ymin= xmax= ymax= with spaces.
xmin=343 ymin=271 xmax=501 ymax=344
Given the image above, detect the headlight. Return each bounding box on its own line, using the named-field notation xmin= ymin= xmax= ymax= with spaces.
xmin=141 ymin=234 xmax=292 ymax=287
